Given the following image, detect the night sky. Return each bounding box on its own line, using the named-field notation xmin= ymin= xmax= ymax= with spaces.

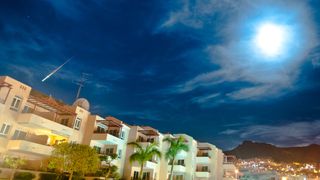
xmin=1 ymin=0 xmax=320 ymax=150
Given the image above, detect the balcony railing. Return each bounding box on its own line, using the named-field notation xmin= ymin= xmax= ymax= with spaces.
xmin=136 ymin=138 xmax=158 ymax=143
xmin=93 ymin=130 xmax=120 ymax=138
xmin=197 ymin=153 xmax=210 ymax=158
xmin=168 ymin=161 xmax=185 ymax=166
xmin=22 ymin=109 xmax=74 ymax=129
xmin=196 ymin=169 xmax=211 ymax=172
xmin=11 ymin=134 xmax=49 ymax=146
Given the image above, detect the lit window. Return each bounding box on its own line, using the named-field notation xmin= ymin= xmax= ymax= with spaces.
xmin=10 ymin=96 xmax=22 ymax=111
xmin=74 ymin=117 xmax=82 ymax=130
xmin=0 ymin=123 xmax=11 ymax=136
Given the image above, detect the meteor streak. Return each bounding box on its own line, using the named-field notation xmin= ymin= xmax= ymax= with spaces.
xmin=42 ymin=56 xmax=73 ymax=82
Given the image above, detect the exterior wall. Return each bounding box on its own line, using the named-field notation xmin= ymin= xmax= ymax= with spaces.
xmin=172 ymin=134 xmax=198 ymax=180
xmin=223 ymin=156 xmax=238 ymax=180
xmin=0 ymin=76 xmax=32 ymax=159
xmin=216 ymin=150 xmax=224 ymax=180
xmin=123 ymin=126 xmax=163 ymax=180
xmin=69 ymin=106 xmax=91 ymax=144
xmin=0 ymin=76 xmax=93 ymax=170
xmin=89 ymin=116 xmax=130 ymax=177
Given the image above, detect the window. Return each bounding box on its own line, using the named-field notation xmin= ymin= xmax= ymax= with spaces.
xmin=74 ymin=117 xmax=82 ymax=130
xmin=173 ymin=175 xmax=183 ymax=180
xmin=202 ymin=166 xmax=209 ymax=172
xmin=177 ymin=159 xmax=185 ymax=166
xmin=12 ymin=130 xmax=27 ymax=140
xmin=61 ymin=118 xmax=69 ymax=126
xmin=97 ymin=126 xmax=106 ymax=133
xmin=22 ymin=106 xmax=30 ymax=113
xmin=120 ymin=131 xmax=125 ymax=139
xmin=0 ymin=123 xmax=11 ymax=136
xmin=142 ymin=172 xmax=150 ymax=180
xmin=133 ymin=171 xmax=139 ymax=180
xmin=105 ymin=148 xmax=114 ymax=155
xmin=118 ymin=149 xmax=122 ymax=159
xmin=10 ymin=96 xmax=22 ymax=111
xmin=138 ymin=136 xmax=144 ymax=142
xmin=108 ymin=129 xmax=118 ymax=137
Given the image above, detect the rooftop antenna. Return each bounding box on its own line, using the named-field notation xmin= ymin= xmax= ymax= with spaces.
xmin=74 ymin=73 xmax=90 ymax=100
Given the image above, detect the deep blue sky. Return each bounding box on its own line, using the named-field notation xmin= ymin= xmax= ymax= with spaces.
xmin=1 ymin=0 xmax=320 ymax=149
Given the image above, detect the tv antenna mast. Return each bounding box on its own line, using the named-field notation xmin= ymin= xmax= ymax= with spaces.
xmin=74 ymin=73 xmax=90 ymax=100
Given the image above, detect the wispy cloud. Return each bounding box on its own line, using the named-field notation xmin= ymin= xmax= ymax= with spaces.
xmin=46 ymin=1 xmax=86 ymax=21
xmin=159 ymin=0 xmax=318 ymax=103
xmin=191 ymin=93 xmax=220 ymax=104
xmin=220 ymin=120 xmax=320 ymax=147
xmin=118 ymin=110 xmax=162 ymax=122
xmin=97 ymin=68 xmax=125 ymax=81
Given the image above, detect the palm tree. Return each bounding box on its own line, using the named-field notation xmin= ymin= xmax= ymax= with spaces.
xmin=163 ymin=136 xmax=189 ymax=180
xmin=128 ymin=142 xmax=161 ymax=180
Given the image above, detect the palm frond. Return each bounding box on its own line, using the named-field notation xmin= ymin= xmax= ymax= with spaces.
xmin=128 ymin=142 xmax=143 ymax=151
xmin=129 ymin=152 xmax=143 ymax=164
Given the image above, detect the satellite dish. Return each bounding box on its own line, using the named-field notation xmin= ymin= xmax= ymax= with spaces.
xmin=73 ymin=98 xmax=90 ymax=111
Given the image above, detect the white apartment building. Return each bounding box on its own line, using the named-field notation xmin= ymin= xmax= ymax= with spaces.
xmin=123 ymin=126 xmax=163 ymax=180
xmin=84 ymin=115 xmax=130 ymax=177
xmin=195 ymin=142 xmax=225 ymax=180
xmin=223 ymin=155 xmax=239 ymax=180
xmin=159 ymin=134 xmax=198 ymax=180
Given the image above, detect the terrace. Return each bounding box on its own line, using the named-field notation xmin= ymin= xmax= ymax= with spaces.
xmin=92 ymin=116 xmax=125 ymax=144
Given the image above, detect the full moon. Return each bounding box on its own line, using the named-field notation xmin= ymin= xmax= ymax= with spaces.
xmin=254 ymin=23 xmax=288 ymax=58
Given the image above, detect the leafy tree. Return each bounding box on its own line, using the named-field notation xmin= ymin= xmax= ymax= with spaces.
xmin=99 ymin=153 xmax=120 ymax=179
xmin=163 ymin=136 xmax=189 ymax=180
xmin=4 ymin=155 xmax=26 ymax=180
xmin=48 ymin=142 xmax=100 ymax=180
xmin=128 ymin=142 xmax=161 ymax=180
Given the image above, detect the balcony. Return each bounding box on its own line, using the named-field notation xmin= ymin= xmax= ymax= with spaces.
xmin=196 ymin=156 xmax=211 ymax=164
xmin=7 ymin=140 xmax=54 ymax=157
xmin=176 ymin=150 xmax=188 ymax=159
xmin=195 ymin=171 xmax=210 ymax=178
xmin=133 ymin=160 xmax=158 ymax=170
xmin=17 ymin=112 xmax=74 ymax=137
xmin=92 ymin=132 xmax=123 ymax=145
xmin=168 ymin=164 xmax=186 ymax=173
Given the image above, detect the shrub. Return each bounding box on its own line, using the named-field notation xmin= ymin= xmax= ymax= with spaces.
xmin=14 ymin=172 xmax=35 ymax=180
xmin=39 ymin=172 xmax=72 ymax=180
xmin=39 ymin=173 xmax=57 ymax=180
